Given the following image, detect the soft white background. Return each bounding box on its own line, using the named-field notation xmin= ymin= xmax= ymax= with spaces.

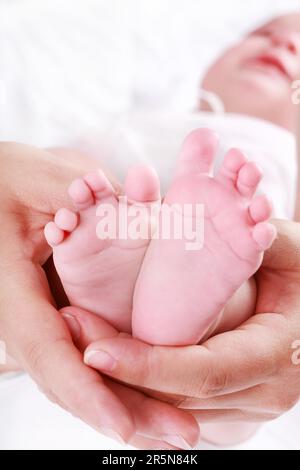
xmin=0 ymin=0 xmax=299 ymax=450
xmin=1 ymin=0 xmax=300 ymax=145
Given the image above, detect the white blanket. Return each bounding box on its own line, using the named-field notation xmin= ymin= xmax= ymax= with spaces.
xmin=80 ymin=111 xmax=297 ymax=219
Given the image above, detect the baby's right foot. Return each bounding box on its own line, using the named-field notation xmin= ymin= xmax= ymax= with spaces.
xmin=45 ymin=166 xmax=160 ymax=333
xmin=132 ymin=129 xmax=276 ymax=345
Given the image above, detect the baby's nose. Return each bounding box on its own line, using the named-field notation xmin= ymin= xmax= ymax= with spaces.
xmin=270 ymin=29 xmax=299 ymax=55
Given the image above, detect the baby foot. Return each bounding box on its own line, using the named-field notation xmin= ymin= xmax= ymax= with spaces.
xmin=45 ymin=166 xmax=160 ymax=333
xmin=132 ymin=129 xmax=276 ymax=345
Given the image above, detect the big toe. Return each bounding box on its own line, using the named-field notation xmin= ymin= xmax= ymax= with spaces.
xmin=124 ymin=165 xmax=161 ymax=203
xmin=174 ymin=128 xmax=219 ymax=180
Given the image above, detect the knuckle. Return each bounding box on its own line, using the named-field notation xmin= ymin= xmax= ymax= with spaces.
xmin=176 ymin=395 xmax=201 ymax=408
xmin=197 ymin=368 xmax=229 ymax=398
xmin=68 ymin=386 xmax=88 ymax=415
xmin=146 ymin=345 xmax=164 ymax=386
xmin=38 ymin=384 xmax=67 ymax=410
xmin=170 ymin=395 xmax=191 ymax=407
xmin=22 ymin=336 xmax=96 ymax=417
xmin=24 ymin=339 xmax=49 ymax=378
xmin=268 ymin=393 xmax=298 ymax=415
xmin=281 ymin=394 xmax=299 ymax=413
xmin=23 ymin=337 xmax=67 ymax=379
xmin=260 ymin=412 xmax=279 ymax=422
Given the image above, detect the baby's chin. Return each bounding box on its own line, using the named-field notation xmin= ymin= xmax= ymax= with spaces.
xmin=219 ymin=72 xmax=286 ymax=115
xmin=235 ymin=68 xmax=289 ymax=99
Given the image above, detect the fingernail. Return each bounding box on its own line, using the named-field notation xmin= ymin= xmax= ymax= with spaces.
xmin=162 ymin=434 xmax=194 ymax=450
xmin=62 ymin=313 xmax=81 ymax=342
xmin=101 ymin=428 xmax=126 ymax=445
xmin=84 ymin=350 xmax=117 ymax=372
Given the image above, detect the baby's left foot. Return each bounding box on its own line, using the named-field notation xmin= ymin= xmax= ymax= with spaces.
xmin=132 ymin=129 xmax=276 ymax=345
xmin=45 ymin=167 xmax=160 ymax=333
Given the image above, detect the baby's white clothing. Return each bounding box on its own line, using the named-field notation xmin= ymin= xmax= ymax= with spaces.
xmin=79 ymin=111 xmax=297 ymax=220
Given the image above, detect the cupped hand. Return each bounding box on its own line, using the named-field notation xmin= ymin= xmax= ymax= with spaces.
xmin=82 ymin=219 xmax=300 ymax=423
xmin=61 ymin=306 xmax=200 ymax=449
xmin=0 ymin=142 xmax=199 ymax=449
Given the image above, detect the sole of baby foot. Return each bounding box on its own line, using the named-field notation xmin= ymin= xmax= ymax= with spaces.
xmin=45 ymin=166 xmax=160 ymax=333
xmin=132 ymin=129 xmax=276 ymax=345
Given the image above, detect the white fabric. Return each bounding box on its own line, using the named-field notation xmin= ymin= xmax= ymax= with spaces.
xmin=1 ymin=0 xmax=300 ymax=145
xmin=0 ymin=373 xmax=299 ymax=450
xmin=0 ymin=0 xmax=299 ymax=451
xmin=81 ymin=111 xmax=297 ymax=219
xmin=0 ymin=0 xmax=134 ymax=145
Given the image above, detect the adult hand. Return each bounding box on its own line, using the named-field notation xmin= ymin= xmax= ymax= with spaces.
xmin=0 ymin=142 xmax=199 ymax=449
xmin=82 ymin=219 xmax=300 ymax=424
xmin=61 ymin=305 xmax=200 ymax=449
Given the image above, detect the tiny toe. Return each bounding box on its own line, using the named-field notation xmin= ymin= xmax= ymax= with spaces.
xmin=217 ymin=148 xmax=247 ymax=185
xmin=252 ymin=222 xmax=277 ymax=251
xmin=124 ymin=165 xmax=161 ymax=203
xmin=237 ymin=162 xmax=263 ymax=197
xmin=54 ymin=208 xmax=78 ymax=232
xmin=68 ymin=178 xmax=94 ymax=209
xmin=249 ymin=195 xmax=273 ymax=223
xmin=174 ymin=128 xmax=219 ymax=179
xmin=44 ymin=222 xmax=65 ymax=247
xmin=84 ymin=169 xmax=115 ymax=200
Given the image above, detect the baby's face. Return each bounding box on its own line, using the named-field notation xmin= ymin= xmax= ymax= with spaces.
xmin=202 ymin=14 xmax=300 ymax=132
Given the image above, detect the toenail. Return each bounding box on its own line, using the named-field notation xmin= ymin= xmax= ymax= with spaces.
xmin=84 ymin=349 xmax=117 ymax=372
xmin=62 ymin=313 xmax=81 ymax=342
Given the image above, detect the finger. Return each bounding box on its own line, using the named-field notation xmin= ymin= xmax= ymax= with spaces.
xmin=62 ymin=306 xmax=200 ymax=449
xmin=83 ymin=313 xmax=288 ymax=398
xmin=191 ymin=408 xmax=276 ymax=423
xmin=196 ymin=420 xmax=260 ymax=446
xmin=106 ymin=377 xmax=200 ymax=450
xmin=178 ymin=384 xmax=267 ymax=410
xmin=60 ymin=306 xmax=118 ymax=348
xmin=180 ymin=380 xmax=299 ymax=423
xmin=178 ymin=392 xmax=252 ymax=411
xmin=0 ymin=263 xmax=135 ymax=443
